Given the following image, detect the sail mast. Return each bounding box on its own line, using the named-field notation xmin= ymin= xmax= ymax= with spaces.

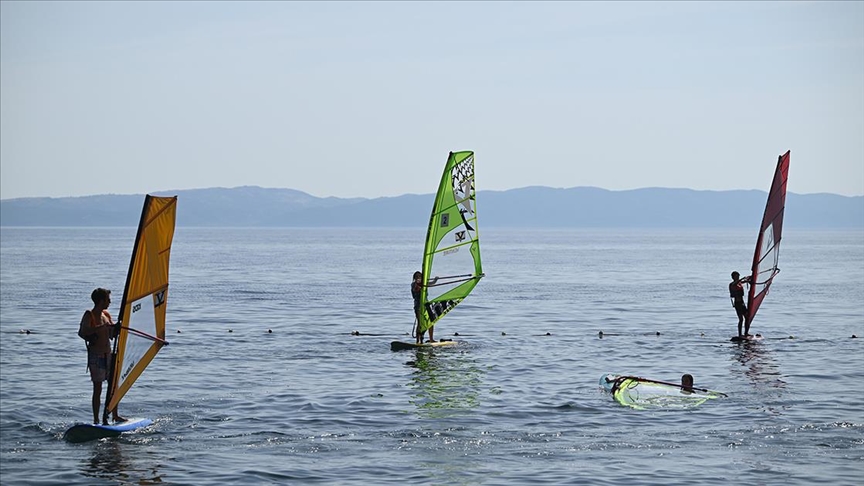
xmin=104 ymin=195 xmax=152 ymax=422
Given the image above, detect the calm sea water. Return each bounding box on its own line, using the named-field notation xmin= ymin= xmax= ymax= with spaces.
xmin=1 ymin=227 xmax=862 ymax=485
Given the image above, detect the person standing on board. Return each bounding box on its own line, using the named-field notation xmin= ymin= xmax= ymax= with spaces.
xmin=412 ymin=271 xmax=439 ymax=344
xmin=78 ymin=288 xmax=126 ymax=424
xmin=729 ymin=271 xmax=752 ymax=338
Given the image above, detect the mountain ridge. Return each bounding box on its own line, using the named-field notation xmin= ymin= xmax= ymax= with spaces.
xmin=1 ymin=185 xmax=861 ymax=228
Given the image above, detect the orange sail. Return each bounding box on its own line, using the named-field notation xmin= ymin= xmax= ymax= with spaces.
xmin=106 ymin=195 xmax=177 ymax=414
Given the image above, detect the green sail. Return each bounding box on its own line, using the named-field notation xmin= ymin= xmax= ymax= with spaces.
xmin=418 ymin=151 xmax=484 ymax=334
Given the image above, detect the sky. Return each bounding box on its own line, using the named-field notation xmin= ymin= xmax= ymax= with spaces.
xmin=1 ymin=1 xmax=862 ymax=200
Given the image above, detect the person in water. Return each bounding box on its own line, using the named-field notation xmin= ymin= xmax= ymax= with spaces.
xmin=729 ymin=271 xmax=752 ymax=338
xmin=681 ymin=374 xmax=694 ymax=393
xmin=78 ymin=288 xmax=126 ymax=425
xmin=412 ymin=271 xmax=439 ymax=344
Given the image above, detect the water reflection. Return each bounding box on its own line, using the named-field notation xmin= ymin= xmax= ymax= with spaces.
xmin=731 ymin=339 xmax=787 ymax=415
xmin=80 ymin=439 xmax=163 ymax=485
xmin=405 ymin=347 xmax=484 ymax=418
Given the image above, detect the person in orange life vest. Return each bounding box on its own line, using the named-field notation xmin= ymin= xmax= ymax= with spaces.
xmin=729 ymin=271 xmax=752 ymax=338
xmin=78 ymin=288 xmax=126 ymax=425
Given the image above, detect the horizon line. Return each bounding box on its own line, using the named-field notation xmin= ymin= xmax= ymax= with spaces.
xmin=1 ymin=184 xmax=862 ymax=202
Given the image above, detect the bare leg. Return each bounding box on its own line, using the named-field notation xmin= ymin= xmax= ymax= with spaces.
xmin=92 ymin=381 xmax=102 ymax=424
xmin=112 ymin=407 xmax=126 ymax=422
xmin=428 ymin=326 xmax=434 ymax=343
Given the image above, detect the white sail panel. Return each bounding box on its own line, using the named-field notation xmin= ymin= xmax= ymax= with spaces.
xmin=115 ymin=292 xmax=161 ymax=390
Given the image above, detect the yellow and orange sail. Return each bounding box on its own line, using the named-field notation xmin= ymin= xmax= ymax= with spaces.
xmin=106 ymin=195 xmax=177 ymax=414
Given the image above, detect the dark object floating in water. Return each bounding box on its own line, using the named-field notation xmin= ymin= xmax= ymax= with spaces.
xmin=267 ymin=329 xmax=272 ymax=333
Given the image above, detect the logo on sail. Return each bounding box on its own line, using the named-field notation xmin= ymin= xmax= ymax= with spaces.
xmin=154 ymin=290 xmax=166 ymax=308
xmin=121 ymin=359 xmax=137 ymax=381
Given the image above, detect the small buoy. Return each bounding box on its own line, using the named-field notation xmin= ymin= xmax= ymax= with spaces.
xmin=501 ymin=332 xmax=507 ymax=336
xmin=655 ymin=331 xmax=661 ymax=336
xmin=700 ymin=332 xmax=705 ymax=337
xmin=598 ymin=331 xmax=604 ymax=337
xmin=852 ymin=335 xmax=858 ymax=339
xmin=351 ymin=330 xmax=360 ymax=336
xmin=228 ymin=329 xmax=233 ymax=333
xmin=454 ymin=332 xmax=460 ymax=336
xmin=177 ymin=330 xmax=181 ymax=333
xmin=268 ymin=329 xmax=272 ymax=333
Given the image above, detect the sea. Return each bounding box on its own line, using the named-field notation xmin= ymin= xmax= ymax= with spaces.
xmin=1 ymin=227 xmax=862 ymax=485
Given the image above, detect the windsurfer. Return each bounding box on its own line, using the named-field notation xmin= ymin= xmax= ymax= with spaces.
xmin=79 ymin=288 xmax=126 ymax=425
xmin=729 ymin=271 xmax=751 ymax=338
xmin=412 ymin=271 xmax=439 ymax=344
xmin=681 ymin=374 xmax=694 ymax=393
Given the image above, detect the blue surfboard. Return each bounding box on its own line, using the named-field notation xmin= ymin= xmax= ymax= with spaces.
xmin=63 ymin=417 xmax=153 ymax=443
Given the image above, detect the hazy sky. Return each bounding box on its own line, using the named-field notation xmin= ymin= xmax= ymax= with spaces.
xmin=1 ymin=1 xmax=862 ymax=200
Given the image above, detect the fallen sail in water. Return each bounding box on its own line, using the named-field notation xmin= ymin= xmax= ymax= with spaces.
xmin=600 ymin=374 xmax=726 ymax=410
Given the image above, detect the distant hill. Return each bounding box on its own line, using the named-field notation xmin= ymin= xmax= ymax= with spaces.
xmin=0 ymin=185 xmax=861 ymax=228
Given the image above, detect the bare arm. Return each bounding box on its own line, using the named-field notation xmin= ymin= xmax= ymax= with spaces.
xmin=101 ymin=310 xmax=119 ymax=339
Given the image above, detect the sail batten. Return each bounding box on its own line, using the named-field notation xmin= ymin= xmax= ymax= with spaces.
xmin=417 ymin=151 xmax=484 ymax=334
xmin=746 ymin=150 xmax=790 ymax=325
xmin=105 ymin=195 xmax=177 ymax=415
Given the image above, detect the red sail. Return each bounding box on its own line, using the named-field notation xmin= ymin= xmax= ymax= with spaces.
xmin=747 ymin=150 xmax=790 ymax=324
